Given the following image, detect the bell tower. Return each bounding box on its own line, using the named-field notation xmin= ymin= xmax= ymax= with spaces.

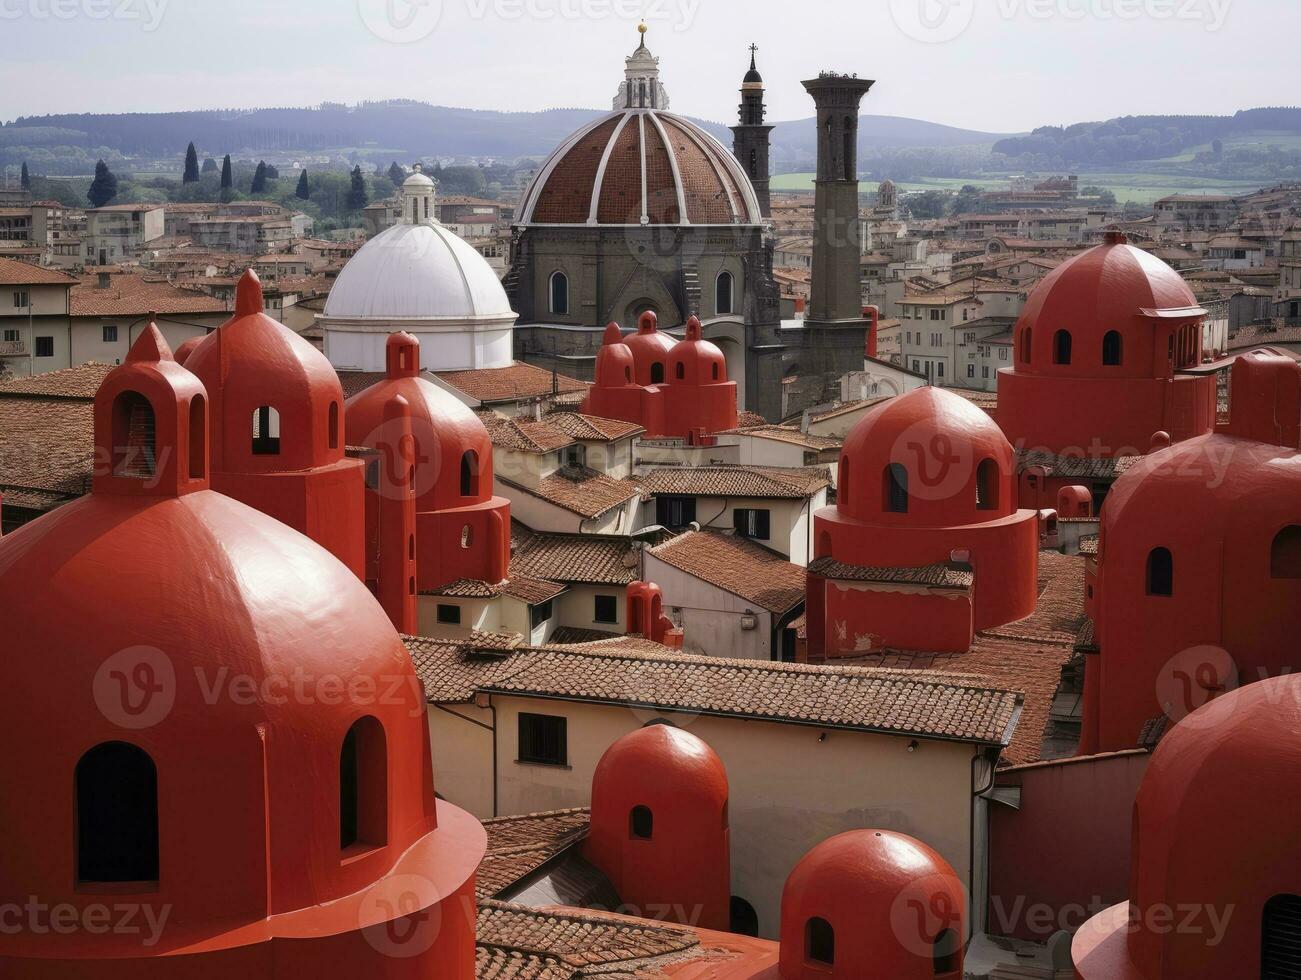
xmin=731 ymin=44 xmax=774 ymax=217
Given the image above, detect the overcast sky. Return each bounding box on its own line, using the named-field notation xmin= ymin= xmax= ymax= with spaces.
xmin=0 ymin=0 xmax=1292 ymax=133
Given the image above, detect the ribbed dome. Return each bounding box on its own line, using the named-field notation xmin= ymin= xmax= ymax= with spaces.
xmin=324 ymin=221 xmax=513 ymax=321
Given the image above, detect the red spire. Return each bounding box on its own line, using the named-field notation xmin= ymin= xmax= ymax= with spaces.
xmin=684 ymin=314 xmax=702 ymax=342
xmin=126 ymin=321 xmax=173 ymax=363
xmin=386 ymin=331 xmax=421 ymax=379
xmin=602 ymin=322 xmax=623 ymax=345
xmin=637 ymin=310 xmax=658 ymax=334
xmin=235 ymin=268 xmax=264 ymax=316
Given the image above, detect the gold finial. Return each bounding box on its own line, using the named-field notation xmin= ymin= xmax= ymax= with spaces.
xmin=638 ymin=20 xmax=648 ymax=35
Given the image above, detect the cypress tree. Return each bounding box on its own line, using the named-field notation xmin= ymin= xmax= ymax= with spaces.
xmin=87 ymin=160 xmax=118 ymax=207
xmin=20 ymin=162 xmax=30 ymax=189
xmin=295 ymin=169 xmax=310 ymax=200
xmin=251 ymin=161 xmax=267 ymax=194
xmin=220 ymin=155 xmax=233 ymax=190
xmin=183 ymin=142 xmax=199 ymax=183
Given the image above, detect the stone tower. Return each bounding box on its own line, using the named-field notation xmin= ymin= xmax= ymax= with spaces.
xmin=731 ymin=44 xmax=774 ymax=217
xmin=801 ymin=72 xmax=874 ymax=323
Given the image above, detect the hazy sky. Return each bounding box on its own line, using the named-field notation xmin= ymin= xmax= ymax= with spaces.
xmin=0 ymin=0 xmax=1293 ymax=132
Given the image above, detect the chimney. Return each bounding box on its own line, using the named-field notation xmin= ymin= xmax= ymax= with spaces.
xmin=96 ymin=271 xmax=111 ymax=289
xmin=864 ymin=305 xmax=880 ymax=358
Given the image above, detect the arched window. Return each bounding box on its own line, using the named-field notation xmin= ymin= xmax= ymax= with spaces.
xmin=629 ymin=805 xmax=653 ymax=840
xmin=1262 ymin=894 xmax=1301 ymax=978
xmin=883 ymin=463 xmax=909 ymax=514
xmin=650 ymin=362 xmax=665 ymax=384
xmin=188 ymin=394 xmax=206 ymax=480
xmin=623 ymin=366 xmax=632 ymax=382
xmin=711 ymin=362 xmax=719 ymax=381
xmin=340 ymin=716 xmax=388 ymax=850
xmin=252 ymin=405 xmax=280 ymax=455
xmin=843 ymin=117 xmax=854 ymax=181
xmin=806 ymin=916 xmax=835 ymax=966
xmin=716 ymin=270 xmax=734 ymax=315
xmin=730 ymin=896 xmax=759 ymax=937
xmin=838 ymin=456 xmax=849 ymax=507
xmin=748 ymin=148 xmax=757 ymax=178
xmin=1271 ymin=526 xmax=1301 ymax=578
xmin=675 ymin=361 xmax=685 ymax=380
xmin=112 ymin=390 xmax=157 ymax=478
xmin=76 ymin=742 xmax=158 ymax=884
xmin=549 ymin=271 xmax=569 ymax=315
xmin=1053 ymin=329 xmax=1072 ymax=365
xmin=1146 ymin=547 xmax=1173 ymax=597
xmin=934 ymin=928 xmax=961 ymax=975
xmin=460 ymin=450 xmax=480 ymax=497
xmin=328 ymin=401 xmax=340 ymax=449
xmin=1022 ymin=327 xmax=1032 ymax=364
xmin=1102 ymin=330 xmax=1123 ymax=366
xmin=976 ymin=458 xmax=999 ymax=511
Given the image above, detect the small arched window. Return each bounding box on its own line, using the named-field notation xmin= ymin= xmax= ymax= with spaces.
xmin=1262 ymin=894 xmax=1301 ymax=978
xmin=1146 ymin=547 xmax=1173 ymax=597
xmin=675 ymin=361 xmax=685 ymax=380
xmin=839 ymin=455 xmax=850 ymax=507
xmin=629 ymin=805 xmax=653 ymax=840
xmin=933 ymin=928 xmax=961 ymax=975
xmin=460 ymin=450 xmax=480 ymax=497
xmin=976 ymin=458 xmax=999 ymax=511
xmin=806 ymin=916 xmax=835 ymax=966
xmin=650 ymin=362 xmax=665 ymax=384
xmin=76 ymin=742 xmax=158 ymax=884
xmin=328 ymin=401 xmax=340 ymax=449
xmin=549 ymin=271 xmax=569 ymax=315
xmin=1053 ymin=329 xmax=1072 ymax=365
xmin=1270 ymin=526 xmax=1301 ymax=578
xmin=112 ymin=390 xmax=157 ymax=478
xmin=623 ymin=366 xmax=632 ymax=382
xmin=340 ymin=716 xmax=388 ymax=850
xmin=884 ymin=463 xmax=909 ymax=514
xmin=730 ymin=896 xmax=759 ymax=937
xmin=1102 ymin=330 xmax=1123 ymax=366
xmin=711 ymin=362 xmax=719 ymax=381
xmin=716 ymin=270 xmax=734 ymax=315
xmin=188 ymin=394 xmax=206 ymax=480
xmin=1022 ymin=327 xmax=1032 ymax=364
xmin=252 ymin=405 xmax=280 ymax=455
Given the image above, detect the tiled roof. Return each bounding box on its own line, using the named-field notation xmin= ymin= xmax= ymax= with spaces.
xmin=501 ymin=575 xmax=568 ymax=605
xmin=0 ymin=257 xmax=77 ymax=286
xmin=640 ymin=465 xmax=830 ymax=500
xmin=479 ymin=411 xmax=576 ymax=454
xmin=0 ymin=397 xmax=94 ymax=507
xmin=720 ymin=424 xmax=842 ymax=451
xmin=809 ymin=556 xmax=974 ymax=589
xmin=426 ymin=578 xmax=501 ymax=598
xmin=510 ymin=523 xmax=640 ymax=585
xmin=472 ymin=643 xmax=1020 ymax=744
xmin=478 ymin=809 xmax=590 ymax=901
xmin=1016 ymin=449 xmax=1140 ymax=481
xmin=544 ymin=412 xmax=644 ymax=442
xmin=502 ymin=468 xmax=641 ymax=519
xmin=807 ymin=397 xmax=888 ymax=422
xmin=437 ymin=362 xmax=589 ymax=405
xmin=476 ymin=947 xmax=573 ymax=980
xmin=70 ymin=273 xmax=228 ymax=316
xmin=0 ymin=362 xmax=113 ymax=400
xmin=1078 ymin=535 xmax=1099 ymax=556
xmin=648 ymin=530 xmax=806 ymax=614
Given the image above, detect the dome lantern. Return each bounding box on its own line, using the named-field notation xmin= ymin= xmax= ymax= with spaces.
xmin=401 ymin=162 xmax=436 ymax=226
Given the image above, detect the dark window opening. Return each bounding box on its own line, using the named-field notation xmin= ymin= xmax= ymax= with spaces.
xmin=530 ymin=600 xmax=553 ymax=629
xmin=550 ymin=271 xmax=569 ymax=315
xmin=1146 ymin=547 xmax=1173 ymax=597
xmin=594 ymin=594 xmax=619 ymax=624
xmin=730 ymin=896 xmax=759 ymax=937
xmin=976 ymin=458 xmax=999 ymax=511
xmin=252 ymin=405 xmax=280 ymax=455
xmin=76 ymin=742 xmax=159 ymax=884
xmin=365 ymin=459 xmax=379 ymax=491
xmin=711 ymin=363 xmax=719 ymax=380
xmin=806 ymin=916 xmax=835 ymax=966
xmin=716 ymin=271 xmax=734 ymax=315
xmin=437 ymin=604 xmax=461 ymax=625
xmin=1262 ymin=893 xmax=1301 ymax=980
xmin=1102 ymin=330 xmax=1123 ymax=366
xmin=34 ymin=335 xmax=53 ymax=357
xmin=675 ymin=361 xmax=685 ymax=380
xmin=629 ymin=805 xmax=653 ymax=840
xmin=1270 ymin=526 xmax=1301 ymax=579
xmin=339 ymin=716 xmax=387 ymax=850
xmin=934 ymin=928 xmax=961 ymax=974
xmin=656 ymin=495 xmax=696 ymax=527
xmin=734 ymin=508 xmax=771 ymax=539
xmin=112 ymin=390 xmax=157 ymax=479
xmin=518 ymin=713 xmax=567 ymax=766
xmin=884 ymin=463 xmax=909 ymax=514
xmin=328 ymin=401 xmax=340 ymax=449
xmin=188 ymin=394 xmax=206 ymax=480
xmin=102 ymin=324 xmax=118 ymax=343
xmin=1053 ymin=329 xmax=1072 ymax=365
xmin=460 ymin=450 xmax=480 ymax=497
xmin=650 ymin=362 xmax=665 ymax=384
xmin=1021 ymin=328 xmax=1032 ymax=364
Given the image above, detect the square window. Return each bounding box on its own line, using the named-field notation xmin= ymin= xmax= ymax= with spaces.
xmin=734 ymin=508 xmax=771 ymax=539
xmin=594 ymin=594 xmax=619 ymax=624
xmin=518 ymin=713 xmax=567 ymax=766
xmin=103 ymin=324 xmax=118 ymax=343
xmin=529 ymin=600 xmax=553 ymax=629
xmin=34 ymin=336 xmax=53 ymax=358
xmin=436 ymin=604 xmax=461 ymax=625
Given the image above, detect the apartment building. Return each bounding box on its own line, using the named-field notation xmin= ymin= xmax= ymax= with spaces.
xmin=0 ymin=258 xmax=75 ymax=379
xmin=82 ymin=204 xmax=164 ymax=265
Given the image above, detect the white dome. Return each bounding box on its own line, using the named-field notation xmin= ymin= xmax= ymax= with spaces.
xmin=324 ymin=221 xmax=512 ymax=320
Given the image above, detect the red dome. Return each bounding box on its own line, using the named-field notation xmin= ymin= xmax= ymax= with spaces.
xmin=0 ymin=332 xmax=483 ymax=975
xmin=592 ymin=322 xmax=637 ymax=388
xmin=1073 ymin=675 xmax=1301 ymax=979
xmin=779 ymin=830 xmax=965 ymax=979
xmin=173 ymin=334 xmax=204 ymax=366
xmin=584 ymin=724 xmax=731 ymax=931
xmin=1012 ymin=233 xmax=1202 ymax=379
xmin=624 ymin=310 xmax=677 ymax=386
xmin=667 ymin=315 xmax=728 ymax=385
xmin=839 ymin=386 xmax=1016 ymax=527
xmin=1084 ymin=352 xmax=1301 ymax=753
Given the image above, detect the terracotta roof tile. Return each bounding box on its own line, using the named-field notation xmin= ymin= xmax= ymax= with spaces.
xmin=478 ymin=809 xmax=590 ymax=901
xmin=480 ymin=412 xmax=577 ymax=454
xmin=640 ymin=465 xmax=829 ymax=500
xmin=0 ymin=257 xmax=78 ymax=286
xmin=718 ymin=424 xmax=842 ymax=451
xmin=809 ymin=556 xmax=974 ymax=589
xmin=510 ymin=524 xmax=640 ymax=585
xmin=0 ymin=396 xmax=94 ymax=506
xmin=503 ymin=468 xmax=640 ymax=519
xmin=1016 ymin=449 xmax=1140 ymax=480
xmin=544 ymin=412 xmax=644 ymax=442
xmin=501 ymin=575 xmax=568 ymax=605
xmin=70 ymin=273 xmax=228 ymax=317
xmin=0 ymin=362 xmax=113 ymax=400
xmin=648 ymin=530 xmax=805 ymax=614
xmin=437 ymin=362 xmax=588 ymax=405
